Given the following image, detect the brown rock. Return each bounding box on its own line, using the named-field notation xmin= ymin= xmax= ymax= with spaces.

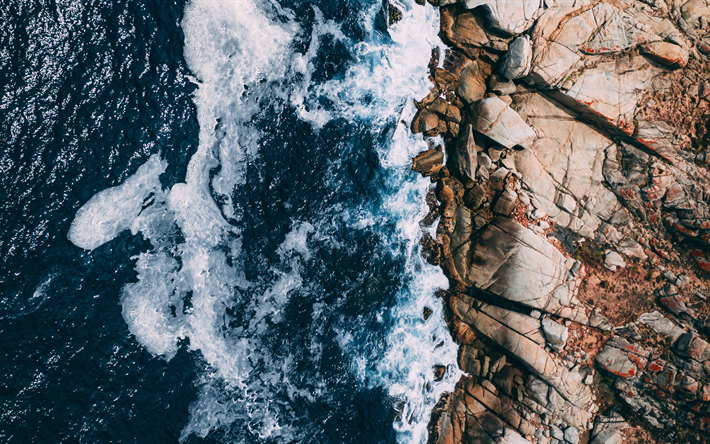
xmin=411 ymin=109 xmax=439 ymax=134
xmin=412 ymin=149 xmax=444 ymax=176
xmin=456 ymin=62 xmax=487 ymax=104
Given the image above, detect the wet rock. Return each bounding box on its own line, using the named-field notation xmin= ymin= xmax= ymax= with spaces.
xmin=412 ymin=149 xmax=444 ymax=176
xmin=500 ymin=35 xmax=532 ymax=80
xmin=473 ymin=97 xmax=536 ymax=149
xmin=603 ymin=251 xmax=626 ymax=272
xmin=411 ymin=109 xmax=440 ymax=134
xmin=423 ymin=306 xmax=433 ymax=320
xmin=439 ymin=5 xmax=512 ymax=57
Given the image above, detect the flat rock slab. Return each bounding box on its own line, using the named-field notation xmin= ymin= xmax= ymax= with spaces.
xmin=511 ymin=91 xmax=620 ymax=238
xmin=452 ymin=217 xmax=580 ymax=316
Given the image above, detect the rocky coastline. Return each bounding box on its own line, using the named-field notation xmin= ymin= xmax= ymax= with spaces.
xmin=394 ymin=0 xmax=710 ymax=442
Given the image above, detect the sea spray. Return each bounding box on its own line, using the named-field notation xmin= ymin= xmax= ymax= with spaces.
xmin=67 ymin=1 xmax=459 ymax=442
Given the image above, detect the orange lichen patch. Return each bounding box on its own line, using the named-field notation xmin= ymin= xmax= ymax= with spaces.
xmin=647 ymin=360 xmax=665 ymax=373
xmin=628 ymin=353 xmax=649 ymax=370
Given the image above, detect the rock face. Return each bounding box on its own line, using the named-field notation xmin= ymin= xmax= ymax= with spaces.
xmin=410 ymin=0 xmax=710 ymax=443
xmin=500 ymin=36 xmax=532 ymax=80
xmin=472 ymin=97 xmax=536 ymax=149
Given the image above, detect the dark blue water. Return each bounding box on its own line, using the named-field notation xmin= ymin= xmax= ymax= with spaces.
xmin=1 ymin=1 xmax=457 ymax=443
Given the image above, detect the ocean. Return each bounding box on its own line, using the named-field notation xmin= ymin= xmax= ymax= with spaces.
xmin=0 ymin=1 xmax=460 ymax=442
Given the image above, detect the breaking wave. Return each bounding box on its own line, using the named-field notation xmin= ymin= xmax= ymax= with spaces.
xmin=68 ymin=0 xmax=460 ymax=442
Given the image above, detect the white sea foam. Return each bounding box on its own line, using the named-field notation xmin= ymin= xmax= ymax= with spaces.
xmin=67 ymin=154 xmax=166 ymax=250
xmin=69 ymin=0 xmax=459 ymax=442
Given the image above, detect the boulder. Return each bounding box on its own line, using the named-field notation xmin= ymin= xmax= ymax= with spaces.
xmin=461 ymin=0 xmax=542 ymax=35
xmin=440 ymin=5 xmax=512 ymax=57
xmin=637 ymin=311 xmax=685 ymax=341
xmin=451 ymin=217 xmax=584 ymax=318
xmin=564 ymin=427 xmax=579 ymax=444
xmin=603 ymin=251 xmax=626 ymax=271
xmin=529 ymin=3 xmax=662 ymax=87
xmin=457 ymin=61 xmax=487 ymax=104
xmin=528 ymin=3 xmax=673 ymax=136
xmin=411 ymin=109 xmax=440 ymax=134
xmin=641 ymin=42 xmax=689 ymax=69
xmin=489 ymin=74 xmax=517 ymax=95
xmin=493 ymin=189 xmax=518 ymax=216
xmin=500 ymin=35 xmax=532 ymax=80
xmin=589 ymin=412 xmax=628 ymax=444
xmin=680 ymin=0 xmax=710 ymax=36
xmin=541 ymin=317 xmax=569 ymax=351
xmin=511 ymin=92 xmax=620 ymax=238
xmin=595 ymin=337 xmax=649 ymax=379
xmin=473 ymin=97 xmax=536 ymax=149
xmin=450 ymin=124 xmax=478 ymax=181
xmin=616 ymin=238 xmax=647 ymax=260
xmin=411 ymin=149 xmax=444 ymax=176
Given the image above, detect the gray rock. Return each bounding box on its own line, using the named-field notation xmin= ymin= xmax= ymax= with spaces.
xmin=477 ymin=165 xmax=489 ymax=181
xmin=473 ymin=97 xmax=536 ymax=149
xmin=603 ymin=251 xmax=626 ymax=272
xmin=477 ymin=152 xmax=493 ymax=170
xmin=590 ymin=412 xmax=628 ymax=444
xmin=556 ymin=193 xmax=577 ymax=214
xmin=493 ymin=189 xmax=518 ymax=216
xmin=616 ymin=237 xmax=647 ymax=260
xmin=489 ymin=74 xmax=517 ymax=95
xmin=488 ymin=147 xmax=503 ymax=162
xmin=564 ymin=427 xmax=579 ymax=444
xmin=490 ymin=167 xmax=510 ymax=183
xmin=462 ymin=0 xmax=542 ymax=35
xmin=500 ymin=35 xmax=533 ymax=80
xmin=550 ymin=425 xmax=564 ymax=440
xmin=542 ymin=317 xmax=569 ymax=351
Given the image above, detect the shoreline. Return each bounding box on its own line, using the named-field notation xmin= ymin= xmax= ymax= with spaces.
xmin=398 ymin=0 xmax=710 ymax=442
